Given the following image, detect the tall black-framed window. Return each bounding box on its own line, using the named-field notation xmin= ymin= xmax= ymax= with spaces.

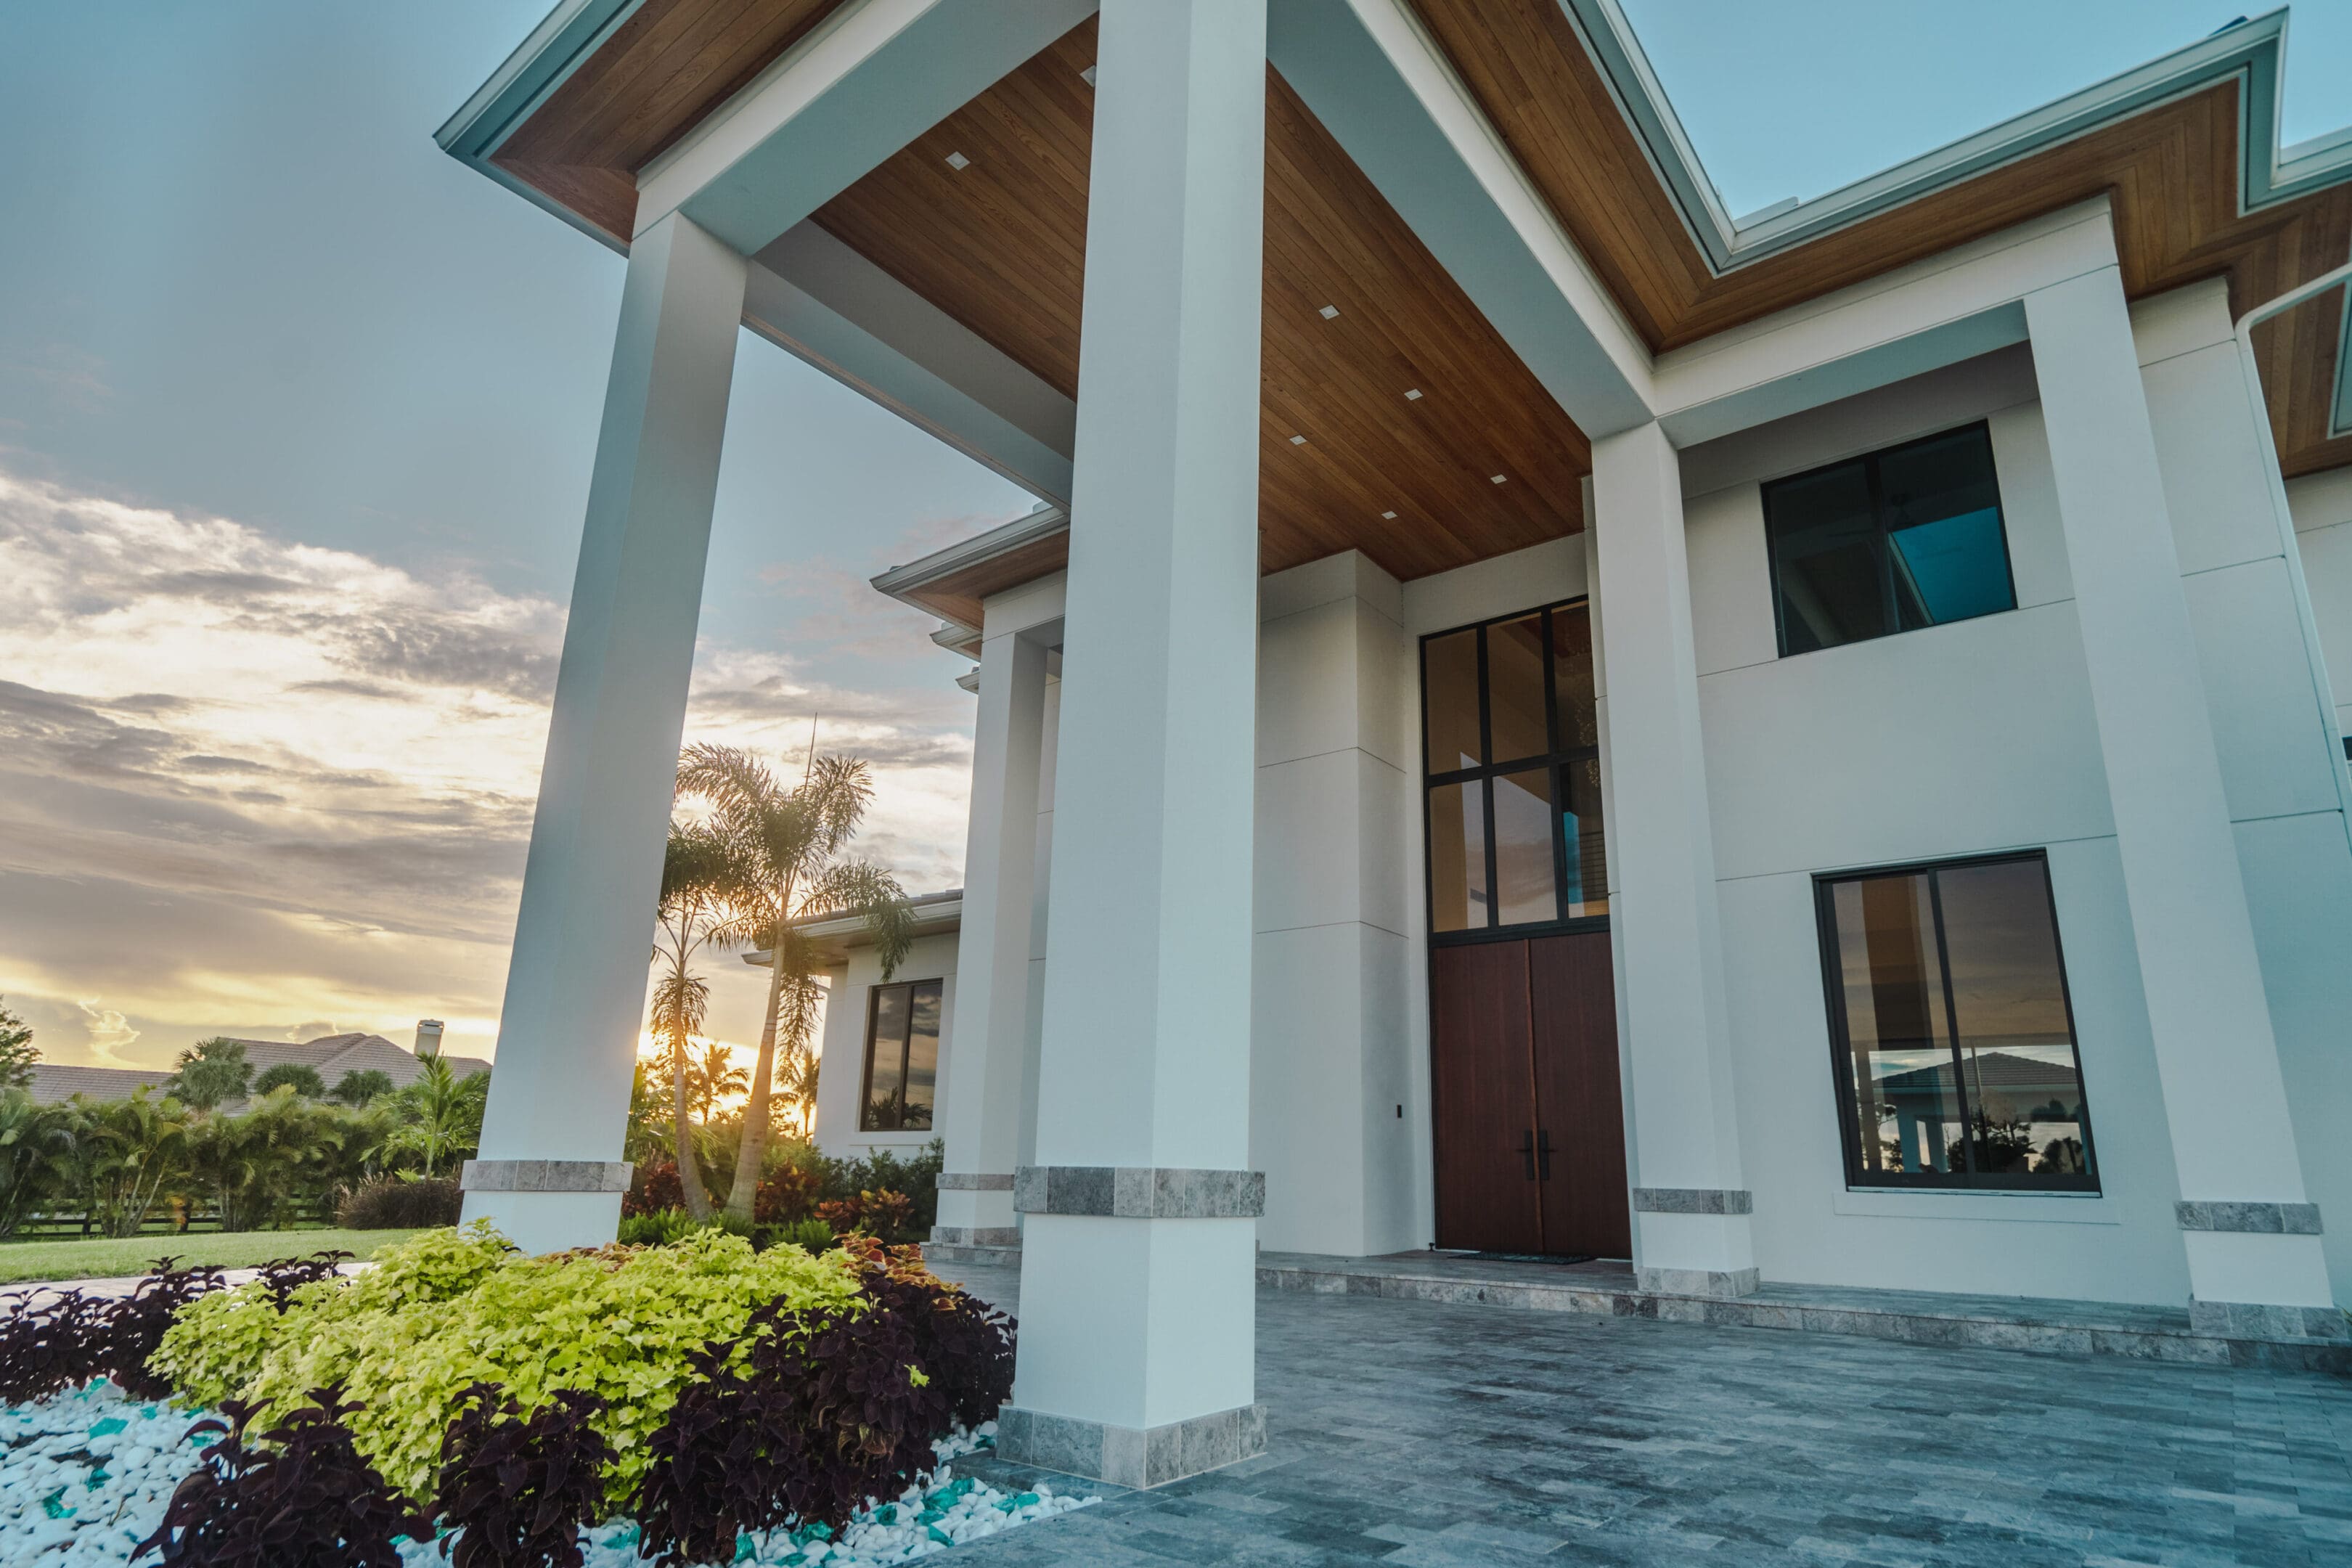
xmin=1815 ymin=852 xmax=2099 ymax=1192
xmin=1421 ymin=600 xmax=1606 ymax=942
xmin=859 ymin=978 xmax=941 ymax=1132
xmin=1763 ymin=421 xmax=2017 ymax=656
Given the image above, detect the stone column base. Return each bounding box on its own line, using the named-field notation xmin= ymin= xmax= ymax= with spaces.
xmin=1636 ymin=1265 xmax=1761 ymax=1298
xmin=2190 ymin=1299 xmax=2352 ymax=1340
xmin=931 ymin=1225 xmax=1022 ymax=1247
xmin=995 ymin=1402 xmax=1265 ymax=1489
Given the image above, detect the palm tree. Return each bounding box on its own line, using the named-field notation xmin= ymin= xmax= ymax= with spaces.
xmin=169 ymin=1037 xmax=251 ymax=1113
xmin=652 ymin=820 xmax=743 ymax=1221
xmin=687 ymin=1041 xmax=748 ymax=1121
xmin=774 ymin=1042 xmax=822 ymax=1140
xmin=675 ymin=743 xmax=913 ymax=1225
xmin=0 ymin=1089 xmax=70 ymax=1238
xmin=386 ymin=1057 xmax=489 ymax=1177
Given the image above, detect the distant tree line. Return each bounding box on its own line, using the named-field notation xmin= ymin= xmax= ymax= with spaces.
xmin=0 ymin=1014 xmax=489 ymax=1241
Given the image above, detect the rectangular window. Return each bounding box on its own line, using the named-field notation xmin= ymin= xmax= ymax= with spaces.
xmin=859 ymin=979 xmax=942 ymax=1132
xmin=1421 ymin=600 xmax=1606 ymax=939
xmin=1816 ymin=853 xmax=2097 ymax=1191
xmin=1763 ymin=422 xmax=2015 ymax=656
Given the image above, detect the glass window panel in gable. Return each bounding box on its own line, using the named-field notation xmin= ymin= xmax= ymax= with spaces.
xmin=902 ymin=980 xmax=942 ymax=1130
xmin=1934 ymin=859 xmax=2088 ymax=1178
xmin=1424 ymin=629 xmax=1482 ymax=772
xmin=1492 ymin=767 xmax=1557 ymax=926
xmin=1549 ymin=604 xmax=1598 ymax=751
xmin=864 ymin=984 xmax=910 ymax=1131
xmin=1831 ymin=874 xmax=1963 ymax=1175
xmin=1427 ymin=780 xmax=1489 ymax=932
xmin=1879 ymin=426 xmax=2013 ymax=629
xmin=1487 ymin=613 xmax=1550 ymax=764
xmin=1765 ymin=461 xmax=1886 ymax=653
xmin=1561 ymin=756 xmax=1607 ymax=918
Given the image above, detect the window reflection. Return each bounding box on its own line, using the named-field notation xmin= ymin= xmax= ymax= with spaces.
xmin=1551 ymin=605 xmax=1598 ymax=751
xmin=1561 ymin=757 xmax=1608 ymax=918
xmin=861 ymin=979 xmax=943 ymax=1132
xmin=1820 ymin=855 xmax=2095 ymax=1189
xmin=1428 ymin=781 xmax=1488 ymax=934
xmin=1487 ymin=615 xmax=1549 ymax=763
xmin=1493 ymin=768 xmax=1556 ymax=925
xmin=1424 ymin=629 xmax=1482 ymax=772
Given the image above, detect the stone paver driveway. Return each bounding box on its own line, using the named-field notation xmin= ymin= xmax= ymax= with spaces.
xmin=936 ymin=1259 xmax=2352 ymax=1566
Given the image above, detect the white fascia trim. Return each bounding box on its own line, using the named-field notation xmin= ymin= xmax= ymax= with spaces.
xmin=634 ymin=0 xmax=1098 ymax=253
xmin=1565 ymin=4 xmax=2352 ymax=273
xmin=1653 ymin=200 xmax=2118 ymax=446
xmin=433 ymin=0 xmax=642 ymax=253
xmin=742 ymin=261 xmax=1074 ymax=504
xmin=870 ymin=504 xmax=1069 ymax=615
xmin=1270 ymin=0 xmax=1656 ymax=434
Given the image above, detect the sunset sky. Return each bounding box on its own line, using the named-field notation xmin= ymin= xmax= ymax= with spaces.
xmin=2 ymin=2 xmax=2345 ymax=1077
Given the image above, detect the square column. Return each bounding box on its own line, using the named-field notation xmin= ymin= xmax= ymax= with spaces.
xmin=2026 ymin=266 xmax=2338 ymax=1335
xmin=996 ymin=0 xmax=1270 ymax=1490
xmin=1589 ymin=422 xmax=1757 ymax=1297
xmin=933 ymin=626 xmax=1050 ymax=1248
xmin=463 ymin=214 xmax=746 ymax=1254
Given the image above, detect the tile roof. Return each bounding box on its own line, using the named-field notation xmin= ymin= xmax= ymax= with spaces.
xmin=23 ymin=1034 xmax=489 ymax=1108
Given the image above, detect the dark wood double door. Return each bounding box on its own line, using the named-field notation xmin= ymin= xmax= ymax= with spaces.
xmin=1431 ymin=931 xmax=1631 ymax=1258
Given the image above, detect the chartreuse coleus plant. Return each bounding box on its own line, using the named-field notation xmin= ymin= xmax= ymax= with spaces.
xmin=152 ymin=1220 xmax=867 ymax=1500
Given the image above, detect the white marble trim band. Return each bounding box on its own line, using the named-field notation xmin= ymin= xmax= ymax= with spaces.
xmin=1632 ymin=1187 xmax=1754 ymax=1216
xmin=2174 ymin=1200 xmax=2322 ymax=1234
xmin=1013 ymin=1165 xmax=1266 ymax=1218
xmin=460 ymin=1159 xmax=633 ymax=1193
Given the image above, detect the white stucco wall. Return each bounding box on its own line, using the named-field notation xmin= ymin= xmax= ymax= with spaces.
xmin=810 ymin=931 xmax=960 ymax=1158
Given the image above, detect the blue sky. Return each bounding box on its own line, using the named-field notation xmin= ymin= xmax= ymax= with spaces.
xmin=0 ymin=1 xmax=2345 ymax=1071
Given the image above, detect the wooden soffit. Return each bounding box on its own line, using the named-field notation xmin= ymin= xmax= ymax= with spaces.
xmin=1406 ymin=0 xmax=2352 ymax=478
xmin=475 ymin=0 xmax=2352 ymax=536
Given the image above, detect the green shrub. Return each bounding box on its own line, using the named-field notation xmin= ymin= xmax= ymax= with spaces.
xmin=614 ymin=1208 xmax=696 ymax=1247
xmin=152 ymin=1220 xmax=867 ymax=1500
xmin=337 ymin=1175 xmax=462 ymax=1230
xmin=761 ymin=1217 xmax=833 ymax=1254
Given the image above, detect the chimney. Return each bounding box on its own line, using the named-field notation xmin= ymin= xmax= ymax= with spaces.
xmin=415 ymin=1019 xmax=444 ymax=1060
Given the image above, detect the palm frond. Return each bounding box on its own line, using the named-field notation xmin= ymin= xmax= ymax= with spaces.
xmin=804 ymin=859 xmax=916 ymax=980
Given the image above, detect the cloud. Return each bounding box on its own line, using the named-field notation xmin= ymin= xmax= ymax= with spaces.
xmin=0 ymin=470 xmax=979 ymax=1068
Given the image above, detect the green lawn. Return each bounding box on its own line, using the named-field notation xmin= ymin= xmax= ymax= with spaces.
xmin=0 ymin=1228 xmax=426 ymax=1286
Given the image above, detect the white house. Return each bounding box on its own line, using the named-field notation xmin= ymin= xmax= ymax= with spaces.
xmin=442 ymin=1 xmax=2352 ymax=1487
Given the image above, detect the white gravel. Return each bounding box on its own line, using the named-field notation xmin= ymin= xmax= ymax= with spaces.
xmin=1 ymin=1382 xmax=1092 ymax=1567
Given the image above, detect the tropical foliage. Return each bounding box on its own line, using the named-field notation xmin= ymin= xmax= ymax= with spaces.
xmin=671 ymin=743 xmax=915 ymax=1226
xmin=168 ymin=1038 xmax=253 ymax=1113
xmin=0 ymin=1058 xmax=491 ymax=1239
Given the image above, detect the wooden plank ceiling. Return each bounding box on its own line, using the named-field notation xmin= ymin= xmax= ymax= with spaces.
xmin=489 ymin=0 xmax=2352 ymax=588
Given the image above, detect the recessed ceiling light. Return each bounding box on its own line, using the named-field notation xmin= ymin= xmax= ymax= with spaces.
xmin=1080 ymin=65 xmax=1097 ymax=86
xmin=1318 ymin=305 xmax=1339 ymax=319
xmin=1490 ymin=473 xmax=1507 ymax=484
xmin=1381 ymin=510 xmax=1397 ymax=520
xmin=944 ymin=151 xmax=971 ymax=171
xmin=1289 ymin=434 xmax=1307 ymax=446
xmin=1404 ymin=388 xmax=1423 ymax=401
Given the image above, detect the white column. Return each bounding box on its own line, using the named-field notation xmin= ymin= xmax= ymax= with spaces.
xmin=1588 ymin=422 xmax=1757 ymax=1297
xmin=933 ymin=626 xmax=1048 ymax=1248
xmin=463 ymin=214 xmax=746 ymax=1254
xmin=997 ymin=0 xmax=1268 ymax=1490
xmin=2027 ymin=266 xmax=2337 ymax=1334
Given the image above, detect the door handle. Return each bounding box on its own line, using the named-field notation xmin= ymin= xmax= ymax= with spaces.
xmin=1516 ymin=1130 xmax=1536 ymax=1181
xmin=1537 ymin=1130 xmax=1554 ymax=1181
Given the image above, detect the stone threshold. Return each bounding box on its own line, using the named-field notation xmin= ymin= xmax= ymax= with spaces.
xmin=1257 ymin=1250 xmax=2352 ymax=1375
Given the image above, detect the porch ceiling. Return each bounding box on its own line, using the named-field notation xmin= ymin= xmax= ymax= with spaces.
xmin=465 ymin=0 xmax=2352 ymax=552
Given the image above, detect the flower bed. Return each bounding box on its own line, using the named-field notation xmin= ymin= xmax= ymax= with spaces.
xmin=0 ymin=1225 xmax=1089 ymax=1566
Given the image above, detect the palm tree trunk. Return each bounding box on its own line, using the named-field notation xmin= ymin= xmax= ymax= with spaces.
xmin=671 ymin=1029 xmax=711 ymax=1221
xmin=725 ymin=934 xmax=789 ymax=1224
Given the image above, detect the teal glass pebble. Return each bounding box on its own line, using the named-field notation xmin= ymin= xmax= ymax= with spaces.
xmin=87 ymin=1417 xmax=126 ymax=1438
xmin=928 ymin=1525 xmax=953 ymax=1545
xmin=41 ymin=1487 xmax=75 ymax=1519
xmin=1011 ymin=1492 xmax=1040 ymax=1508
xmin=735 ymin=1530 xmax=756 ymax=1561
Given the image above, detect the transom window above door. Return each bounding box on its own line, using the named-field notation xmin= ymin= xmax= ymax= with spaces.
xmin=1763 ymin=421 xmax=2016 ymax=656
xmin=1422 ymin=601 xmax=1606 ymax=937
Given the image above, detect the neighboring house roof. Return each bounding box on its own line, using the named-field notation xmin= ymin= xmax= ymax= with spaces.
xmin=1877 ymin=1050 xmax=2083 ymax=1101
xmin=21 ymin=1034 xmax=489 ymax=1108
